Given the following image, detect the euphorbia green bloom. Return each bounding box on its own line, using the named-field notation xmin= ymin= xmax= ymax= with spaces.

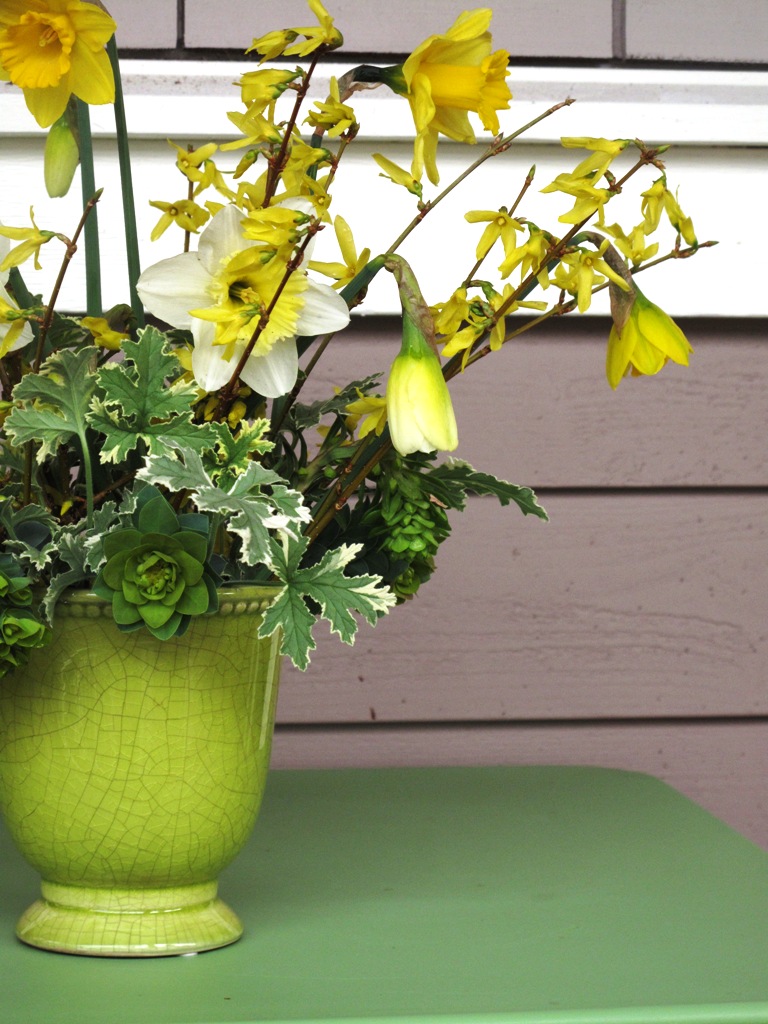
xmin=93 ymin=490 xmax=218 ymax=640
xmin=387 ymin=311 xmax=458 ymax=456
xmin=0 ymin=554 xmax=33 ymax=607
xmin=0 ymin=607 xmax=50 ymax=678
xmin=606 ymin=285 xmax=692 ymax=389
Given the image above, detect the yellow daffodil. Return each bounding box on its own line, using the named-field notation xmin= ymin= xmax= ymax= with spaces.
xmin=387 ymin=310 xmax=458 ymax=455
xmin=308 ymin=215 xmax=370 ymax=289
xmin=371 ymin=154 xmax=423 ymax=199
xmin=399 ymin=8 xmax=511 ymax=184
xmin=136 ymin=205 xmax=350 ymax=398
xmin=345 ymin=392 xmax=388 ymax=439
xmin=148 ymin=199 xmax=210 ymax=242
xmin=0 ymin=209 xmax=56 ymax=271
xmin=465 ymin=207 xmax=522 ymax=261
xmin=606 ymin=284 xmax=692 ymax=388
xmin=80 ymin=315 xmax=129 ymax=351
xmin=552 ymin=241 xmax=629 ymax=313
xmin=0 ymin=0 xmax=115 ymax=128
xmin=305 ymin=77 xmax=357 ymax=138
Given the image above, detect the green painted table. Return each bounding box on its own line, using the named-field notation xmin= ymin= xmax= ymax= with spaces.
xmin=1 ymin=765 xmax=767 ymax=1024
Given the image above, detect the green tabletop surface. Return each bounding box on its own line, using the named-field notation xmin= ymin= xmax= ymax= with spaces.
xmin=1 ymin=765 xmax=767 ymax=1024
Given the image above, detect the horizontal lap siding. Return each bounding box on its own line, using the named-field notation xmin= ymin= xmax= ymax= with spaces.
xmin=108 ymin=1 xmax=768 ymax=64
xmin=278 ymin=491 xmax=768 ymax=722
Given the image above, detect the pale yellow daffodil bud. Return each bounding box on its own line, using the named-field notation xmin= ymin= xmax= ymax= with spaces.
xmin=383 ymin=255 xmax=457 ymax=455
xmin=44 ymin=108 xmax=80 ymax=198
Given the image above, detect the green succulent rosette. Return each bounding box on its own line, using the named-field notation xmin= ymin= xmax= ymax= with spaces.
xmin=93 ymin=488 xmax=218 ymax=640
xmin=0 ymin=606 xmax=50 ymax=677
xmin=0 ymin=553 xmax=34 ymax=607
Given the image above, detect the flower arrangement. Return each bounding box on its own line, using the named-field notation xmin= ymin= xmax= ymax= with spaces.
xmin=0 ymin=1 xmax=710 ymax=673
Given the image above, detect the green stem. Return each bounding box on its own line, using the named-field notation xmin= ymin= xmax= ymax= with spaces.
xmin=107 ymin=36 xmax=144 ymax=329
xmin=75 ymin=100 xmax=102 ymax=316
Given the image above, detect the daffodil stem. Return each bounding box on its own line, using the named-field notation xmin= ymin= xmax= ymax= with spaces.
xmin=75 ymin=100 xmax=102 ymax=316
xmin=107 ymin=36 xmax=144 ymax=329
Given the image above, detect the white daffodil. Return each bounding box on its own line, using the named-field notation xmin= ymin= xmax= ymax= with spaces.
xmin=0 ymin=232 xmax=33 ymax=358
xmin=136 ymin=204 xmax=350 ymax=397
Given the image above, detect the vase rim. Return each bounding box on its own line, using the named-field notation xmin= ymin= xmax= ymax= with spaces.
xmin=55 ymin=581 xmax=283 ymax=620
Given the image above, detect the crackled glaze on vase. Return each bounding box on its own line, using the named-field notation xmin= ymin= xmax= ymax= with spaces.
xmin=0 ymin=585 xmax=282 ymax=956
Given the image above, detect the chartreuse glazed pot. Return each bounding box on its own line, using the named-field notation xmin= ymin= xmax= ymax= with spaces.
xmin=0 ymin=584 xmax=282 ymax=957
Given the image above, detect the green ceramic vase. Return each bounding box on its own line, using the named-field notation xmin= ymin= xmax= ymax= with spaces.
xmin=0 ymin=585 xmax=283 ymax=957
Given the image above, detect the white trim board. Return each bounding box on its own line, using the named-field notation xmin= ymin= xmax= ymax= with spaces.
xmin=1 ymin=65 xmax=766 ymax=316
xmin=2 ymin=63 xmax=767 ymax=145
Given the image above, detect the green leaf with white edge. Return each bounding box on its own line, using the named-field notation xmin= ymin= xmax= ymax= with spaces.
xmin=258 ymin=534 xmax=396 ymax=671
xmin=202 ymin=418 xmax=273 ymax=483
xmin=428 ymin=459 xmax=549 ymax=520
xmin=87 ymin=325 xmax=207 ymax=463
xmin=40 ymin=529 xmax=92 ymax=623
xmin=4 ymin=347 xmax=98 ymax=460
xmin=138 ymin=444 xmax=311 ymax=566
xmin=82 ymin=501 xmax=121 ymax=571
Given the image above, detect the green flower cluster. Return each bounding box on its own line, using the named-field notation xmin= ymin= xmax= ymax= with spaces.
xmin=93 ymin=488 xmax=218 ymax=640
xmin=368 ymin=454 xmax=450 ymax=600
xmin=0 ymin=554 xmax=49 ymax=678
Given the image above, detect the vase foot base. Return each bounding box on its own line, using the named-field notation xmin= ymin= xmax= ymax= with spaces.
xmin=16 ymin=879 xmax=243 ymax=957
